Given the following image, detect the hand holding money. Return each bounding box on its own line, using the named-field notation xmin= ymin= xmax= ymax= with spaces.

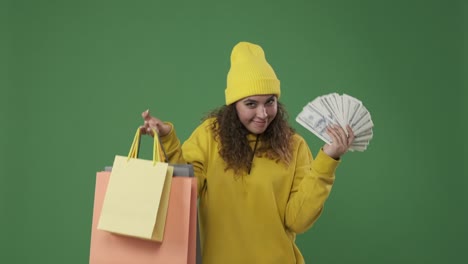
xmin=296 ymin=93 xmax=374 ymax=152
xmin=322 ymin=124 xmax=355 ymax=159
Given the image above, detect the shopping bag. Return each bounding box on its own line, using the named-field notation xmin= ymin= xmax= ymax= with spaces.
xmin=89 ymin=169 xmax=198 ymax=264
xmin=97 ymin=128 xmax=172 ymax=241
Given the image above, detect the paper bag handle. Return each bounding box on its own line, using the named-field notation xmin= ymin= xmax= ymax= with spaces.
xmin=127 ymin=128 xmax=166 ymax=165
xmin=156 ymin=133 xmax=168 ymax=162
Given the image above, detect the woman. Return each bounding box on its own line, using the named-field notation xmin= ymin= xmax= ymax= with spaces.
xmin=140 ymin=41 xmax=354 ymax=264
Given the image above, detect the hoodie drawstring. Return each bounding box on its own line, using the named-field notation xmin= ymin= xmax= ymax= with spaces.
xmin=248 ymin=135 xmax=260 ymax=174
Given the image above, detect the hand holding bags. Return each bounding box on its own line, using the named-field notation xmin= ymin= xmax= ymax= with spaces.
xmin=89 ymin=128 xmax=198 ymax=264
xmin=97 ymin=128 xmax=172 ymax=241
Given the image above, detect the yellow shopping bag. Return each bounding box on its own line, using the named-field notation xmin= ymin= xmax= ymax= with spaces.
xmin=97 ymin=128 xmax=172 ymax=241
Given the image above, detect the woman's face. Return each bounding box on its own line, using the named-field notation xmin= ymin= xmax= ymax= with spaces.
xmin=235 ymin=94 xmax=278 ymax=134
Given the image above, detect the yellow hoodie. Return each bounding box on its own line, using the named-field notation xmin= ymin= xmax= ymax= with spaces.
xmin=161 ymin=118 xmax=340 ymax=264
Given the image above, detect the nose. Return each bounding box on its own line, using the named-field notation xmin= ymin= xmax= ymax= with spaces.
xmin=257 ymin=106 xmax=268 ymax=119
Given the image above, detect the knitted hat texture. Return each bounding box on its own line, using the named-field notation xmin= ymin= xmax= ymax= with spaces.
xmin=225 ymin=42 xmax=280 ymax=105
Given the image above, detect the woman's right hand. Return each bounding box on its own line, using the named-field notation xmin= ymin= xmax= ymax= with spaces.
xmin=140 ymin=109 xmax=172 ymax=137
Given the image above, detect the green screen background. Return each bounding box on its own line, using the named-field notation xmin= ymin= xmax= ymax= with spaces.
xmin=2 ymin=0 xmax=466 ymax=263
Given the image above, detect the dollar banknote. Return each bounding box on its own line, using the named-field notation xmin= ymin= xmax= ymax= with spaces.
xmin=296 ymin=93 xmax=374 ymax=152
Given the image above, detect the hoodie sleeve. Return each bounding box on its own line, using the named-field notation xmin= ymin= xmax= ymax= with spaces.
xmin=284 ymin=137 xmax=340 ymax=234
xmin=160 ymin=121 xmax=210 ymax=197
xmin=181 ymin=121 xmax=212 ymax=198
xmin=159 ymin=122 xmax=186 ymax=164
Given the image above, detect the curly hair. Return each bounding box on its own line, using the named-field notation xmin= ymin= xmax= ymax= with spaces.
xmin=204 ymin=101 xmax=295 ymax=175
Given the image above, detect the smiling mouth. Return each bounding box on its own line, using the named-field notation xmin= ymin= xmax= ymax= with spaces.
xmin=252 ymin=120 xmax=267 ymax=127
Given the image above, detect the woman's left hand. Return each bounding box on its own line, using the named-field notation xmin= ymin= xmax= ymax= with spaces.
xmin=322 ymin=125 xmax=355 ymax=159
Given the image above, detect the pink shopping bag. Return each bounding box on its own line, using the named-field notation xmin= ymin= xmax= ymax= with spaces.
xmin=89 ymin=171 xmax=197 ymax=264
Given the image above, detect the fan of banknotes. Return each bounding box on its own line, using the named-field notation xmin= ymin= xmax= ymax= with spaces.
xmin=296 ymin=93 xmax=374 ymax=152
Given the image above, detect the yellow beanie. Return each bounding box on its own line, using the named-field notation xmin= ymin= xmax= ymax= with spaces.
xmin=225 ymin=42 xmax=281 ymax=105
